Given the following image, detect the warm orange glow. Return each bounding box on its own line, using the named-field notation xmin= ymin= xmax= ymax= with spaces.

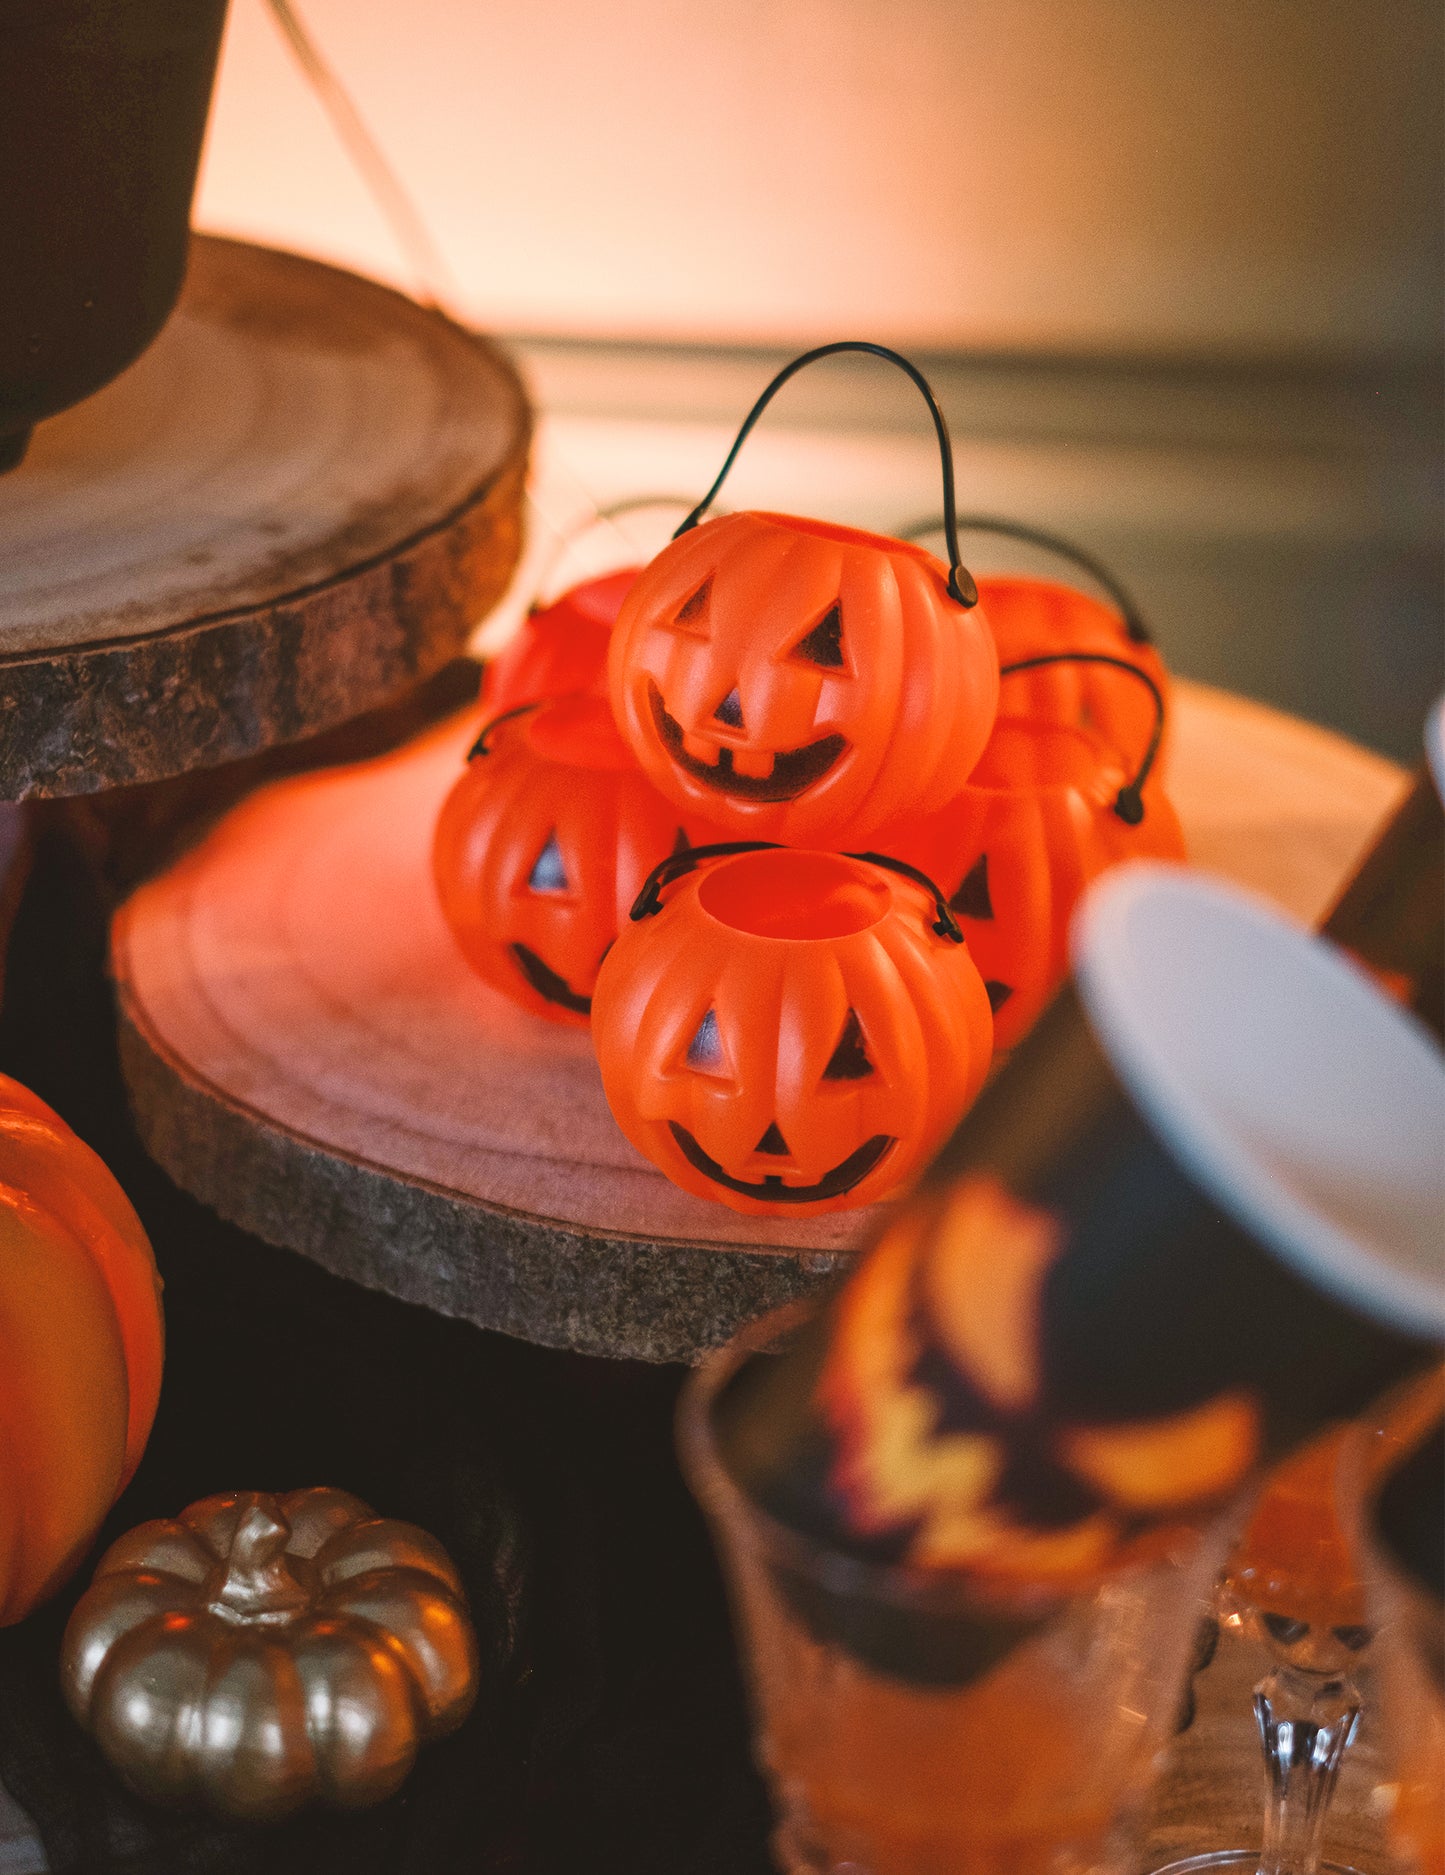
xmin=196 ymin=0 xmax=1440 ymax=359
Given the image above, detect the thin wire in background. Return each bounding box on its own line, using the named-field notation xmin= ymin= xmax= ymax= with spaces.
xmin=260 ymin=0 xmax=680 ymax=589
xmin=263 ymin=0 xmax=460 ymax=312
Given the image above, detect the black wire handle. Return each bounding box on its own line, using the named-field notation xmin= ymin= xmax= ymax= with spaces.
xmin=899 ymin=513 xmax=1152 ymax=644
xmin=629 ymin=839 xmax=963 ymax=943
xmin=997 ymin=652 xmax=1166 ymax=825
xmin=673 ymin=342 xmax=979 ymax=609
xmin=846 ymin=851 xmax=964 ymax=941
xmin=630 ymin=842 xmax=781 ymax=919
xmin=467 ymin=702 xmax=539 ymax=761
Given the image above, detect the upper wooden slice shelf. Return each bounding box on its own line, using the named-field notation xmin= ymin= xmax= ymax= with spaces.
xmin=110 ymin=682 xmax=1407 ymax=1363
xmin=0 ymin=235 xmax=529 ymax=800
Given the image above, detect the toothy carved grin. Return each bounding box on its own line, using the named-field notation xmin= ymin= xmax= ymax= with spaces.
xmin=648 ymin=682 xmax=846 ymax=803
xmin=669 ymin=1123 xmax=893 ymax=1203
xmin=510 ymin=943 xmax=592 ymax=1016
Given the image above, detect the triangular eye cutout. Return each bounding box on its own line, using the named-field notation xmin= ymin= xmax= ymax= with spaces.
xmin=790 ymin=603 xmax=845 ymax=668
xmin=527 ymin=831 xmax=569 ymax=893
xmin=673 ymin=578 xmax=712 ymax=632
xmin=822 ymin=1008 xmax=874 ymax=1081
xmin=755 ymin=1122 xmax=790 ymax=1156
xmin=950 ymin=854 xmax=994 ymax=921
xmin=685 ymin=1008 xmax=727 ymax=1074
xmin=985 ymin=981 xmax=1014 ymax=1014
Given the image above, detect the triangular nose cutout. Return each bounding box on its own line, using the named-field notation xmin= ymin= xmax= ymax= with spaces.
xmin=713 ymin=687 xmax=744 ymax=729
xmin=823 ymin=1008 xmax=873 ymax=1081
xmin=755 ymin=1122 xmax=790 ymax=1156
xmin=527 ymin=831 xmax=569 ymax=893
xmin=950 ymin=853 xmax=994 ymax=921
xmin=686 ymin=1008 xmax=725 ymax=1073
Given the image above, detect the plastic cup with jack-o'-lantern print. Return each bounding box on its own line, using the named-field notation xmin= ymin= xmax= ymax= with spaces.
xmin=685 ymin=866 xmax=1445 ymax=1875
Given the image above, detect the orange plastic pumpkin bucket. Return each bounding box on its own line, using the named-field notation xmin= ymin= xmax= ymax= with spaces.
xmin=898 ymin=514 xmax=1173 ymax=765
xmin=592 ymin=841 xmax=995 ymax=1215
xmin=432 ymin=695 xmax=725 ymax=1025
xmin=609 ymin=344 xmax=999 ymax=845
xmin=877 ymin=655 xmax=1184 ymax=1049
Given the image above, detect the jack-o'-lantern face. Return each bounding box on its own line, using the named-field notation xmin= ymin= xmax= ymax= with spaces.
xmin=818 ymin=1177 xmax=1260 ymax=1584
xmin=592 ymin=848 xmax=995 ymax=1214
xmin=432 ymin=696 xmax=724 ymax=1025
xmin=876 ymin=715 xmax=1186 ymax=1050
xmin=664 ymin=1000 xmax=898 ymax=1207
xmin=609 ymin=513 xmax=1000 ymax=846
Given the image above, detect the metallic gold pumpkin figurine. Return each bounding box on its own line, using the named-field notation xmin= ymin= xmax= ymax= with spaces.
xmin=61 ymin=1487 xmax=479 ymax=1821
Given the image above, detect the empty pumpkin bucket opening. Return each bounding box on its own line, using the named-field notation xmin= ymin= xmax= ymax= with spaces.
xmin=698 ymin=849 xmax=890 ymax=939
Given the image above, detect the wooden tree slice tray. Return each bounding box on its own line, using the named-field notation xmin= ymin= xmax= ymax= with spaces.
xmin=111 ymin=683 xmax=1407 ymax=1362
xmin=0 ymin=235 xmax=529 ymax=800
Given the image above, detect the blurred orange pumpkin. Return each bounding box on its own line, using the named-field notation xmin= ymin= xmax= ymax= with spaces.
xmin=432 ymin=694 xmax=724 ymax=1025
xmin=981 ymin=576 xmax=1171 ymax=767
xmin=592 ymin=843 xmax=994 ymax=1215
xmin=0 ymin=1075 xmax=164 ymax=1624
xmin=901 ymin=515 xmax=1172 ymax=765
xmin=878 ymin=660 xmax=1184 ymax=1049
xmin=479 ymin=567 xmax=635 ymax=718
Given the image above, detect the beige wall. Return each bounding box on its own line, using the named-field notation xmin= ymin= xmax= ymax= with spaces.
xmin=196 ymin=0 xmax=1442 ymax=360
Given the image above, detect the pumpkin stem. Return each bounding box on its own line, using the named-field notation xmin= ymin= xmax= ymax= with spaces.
xmin=209 ymin=1496 xmax=312 ymax=1624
